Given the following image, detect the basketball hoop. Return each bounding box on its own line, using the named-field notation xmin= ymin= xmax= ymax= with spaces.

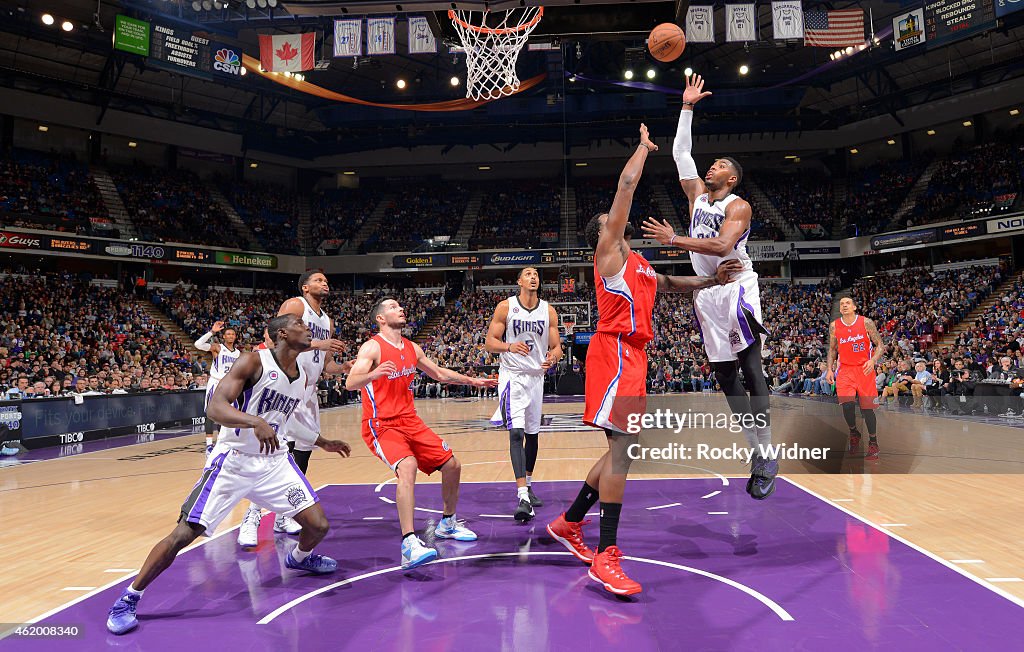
xmin=561 ymin=317 xmax=576 ymax=337
xmin=448 ymin=6 xmax=544 ymax=101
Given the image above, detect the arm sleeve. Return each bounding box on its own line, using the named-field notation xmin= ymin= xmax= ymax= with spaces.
xmin=672 ymin=109 xmax=699 ymax=181
xmin=194 ymin=332 xmax=214 ymax=352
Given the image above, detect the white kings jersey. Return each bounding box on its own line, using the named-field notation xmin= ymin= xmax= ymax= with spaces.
xmin=499 ymin=296 xmax=550 ymax=376
xmin=217 ymin=348 xmax=306 ymax=455
xmin=687 ymin=193 xmax=755 ymax=279
xmin=209 ymin=345 xmax=242 ymax=382
xmin=297 ymin=296 xmax=332 ymax=386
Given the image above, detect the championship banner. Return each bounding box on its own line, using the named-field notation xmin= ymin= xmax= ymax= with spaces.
xmin=686 ymin=6 xmax=716 ymax=43
xmin=366 ymin=17 xmax=396 ymax=55
xmin=772 ymin=1 xmax=805 ymax=40
xmin=333 ymin=19 xmax=362 ymax=57
xmin=893 ymin=8 xmax=926 ymax=51
xmin=408 ymin=16 xmax=437 ymax=54
xmin=726 ymin=4 xmax=758 ymax=42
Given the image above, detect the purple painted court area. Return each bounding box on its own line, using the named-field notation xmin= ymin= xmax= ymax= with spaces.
xmin=12 ymin=478 xmax=1024 ymax=651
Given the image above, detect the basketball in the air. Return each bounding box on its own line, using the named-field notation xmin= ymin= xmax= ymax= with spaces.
xmin=648 ymin=23 xmax=686 ymax=62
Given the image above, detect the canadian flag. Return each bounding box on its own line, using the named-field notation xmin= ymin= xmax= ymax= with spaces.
xmin=258 ymin=33 xmax=315 ymax=73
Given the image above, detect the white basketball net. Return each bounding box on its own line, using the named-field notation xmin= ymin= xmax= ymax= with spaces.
xmin=449 ymin=7 xmax=544 ymax=101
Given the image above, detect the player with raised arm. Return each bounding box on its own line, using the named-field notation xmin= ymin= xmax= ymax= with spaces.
xmin=549 ymin=124 xmax=742 ymax=596
xmin=194 ymin=321 xmax=242 ymax=455
xmin=643 ymin=74 xmax=778 ymax=500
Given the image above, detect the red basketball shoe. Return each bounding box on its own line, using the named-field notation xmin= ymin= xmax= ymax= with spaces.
xmin=589 ymin=546 xmax=642 ymax=596
xmin=547 ymin=513 xmax=594 ymax=564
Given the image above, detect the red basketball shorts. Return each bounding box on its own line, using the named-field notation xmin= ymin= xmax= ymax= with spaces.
xmin=836 ymin=368 xmax=878 ymax=410
xmin=583 ymin=332 xmax=647 ymax=434
xmin=362 ymin=415 xmax=454 ymax=475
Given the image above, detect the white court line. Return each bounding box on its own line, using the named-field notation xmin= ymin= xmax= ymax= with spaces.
xmin=371 ymin=471 xmax=740 ymax=515
xmin=986 ymin=578 xmax=1024 ymax=583
xmin=479 ymin=514 xmax=515 ymax=518
xmin=60 ymin=587 xmax=96 ymax=591
xmin=361 ymin=517 xmax=384 ymax=520
xmin=104 ymin=568 xmax=137 ymax=573
xmin=701 ymin=491 xmax=721 ymax=499
xmin=707 ymin=511 xmax=729 ymax=515
xmin=646 ymin=502 xmax=681 ymax=511
xmin=354 ymin=475 xmax=747 ymax=490
xmin=783 ymin=476 xmax=1024 ymax=611
xmin=586 ymin=512 xmax=598 ymax=517
xmin=879 ymin=523 xmax=908 ymax=527
xmin=950 ymin=560 xmax=985 ymax=564
xmin=257 ymin=551 xmax=794 ymax=625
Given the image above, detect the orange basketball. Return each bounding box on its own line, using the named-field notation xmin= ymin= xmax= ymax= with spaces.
xmin=648 ymin=23 xmax=686 ymax=62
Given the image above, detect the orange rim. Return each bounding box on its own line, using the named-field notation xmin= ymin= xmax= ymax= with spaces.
xmin=448 ymin=7 xmax=544 ymax=35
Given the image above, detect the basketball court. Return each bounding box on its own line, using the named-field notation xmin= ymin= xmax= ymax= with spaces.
xmin=2 ymin=0 xmax=1024 ymax=648
xmin=4 ymin=395 xmax=1024 ymax=648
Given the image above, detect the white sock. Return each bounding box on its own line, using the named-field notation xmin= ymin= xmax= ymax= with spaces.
xmin=292 ymin=546 xmax=312 ymax=562
xmin=127 ymin=584 xmax=144 ymax=597
xmin=741 ymin=427 xmax=759 ymax=449
xmin=517 ymin=486 xmax=529 ymax=500
xmin=525 ymin=475 xmax=532 ymax=486
xmin=205 ymin=436 xmax=213 ymax=447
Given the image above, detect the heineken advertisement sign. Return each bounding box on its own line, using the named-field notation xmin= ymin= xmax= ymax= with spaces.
xmin=113 ymin=15 xmax=151 ymax=56
xmin=215 ymin=251 xmax=278 ymax=268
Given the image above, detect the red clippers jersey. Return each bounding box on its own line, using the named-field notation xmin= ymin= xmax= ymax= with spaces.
xmin=835 ymin=316 xmax=871 ymax=369
xmin=361 ymin=335 xmax=418 ymax=422
xmin=595 ymin=251 xmax=658 ymax=347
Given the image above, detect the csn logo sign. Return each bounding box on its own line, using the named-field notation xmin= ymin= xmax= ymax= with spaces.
xmin=213 ymin=46 xmax=241 ymax=76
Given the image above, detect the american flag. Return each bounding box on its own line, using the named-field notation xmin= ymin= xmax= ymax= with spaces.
xmin=803 ymin=9 xmax=865 ymax=47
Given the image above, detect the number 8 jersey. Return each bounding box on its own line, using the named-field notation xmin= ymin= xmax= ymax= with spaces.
xmin=297 ymin=296 xmax=333 ymax=384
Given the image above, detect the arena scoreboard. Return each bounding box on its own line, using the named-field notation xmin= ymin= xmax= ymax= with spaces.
xmin=149 ymin=22 xmax=212 ymax=73
xmin=924 ymin=0 xmax=997 ymax=49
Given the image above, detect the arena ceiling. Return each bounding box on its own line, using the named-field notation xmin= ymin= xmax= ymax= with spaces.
xmin=0 ymin=0 xmax=1022 ymax=156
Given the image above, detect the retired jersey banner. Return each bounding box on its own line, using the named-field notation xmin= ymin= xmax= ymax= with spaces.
xmin=333 ymin=19 xmax=362 ymax=57
xmin=726 ymin=4 xmax=758 ymax=42
xmin=408 ymin=16 xmax=437 ymax=54
xmin=366 ymin=17 xmax=396 ymax=55
xmin=772 ymin=1 xmax=805 ymax=39
xmin=258 ymin=33 xmax=315 ymax=72
xmin=686 ymin=6 xmax=715 ymax=43
xmin=893 ymin=8 xmax=926 ymax=51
